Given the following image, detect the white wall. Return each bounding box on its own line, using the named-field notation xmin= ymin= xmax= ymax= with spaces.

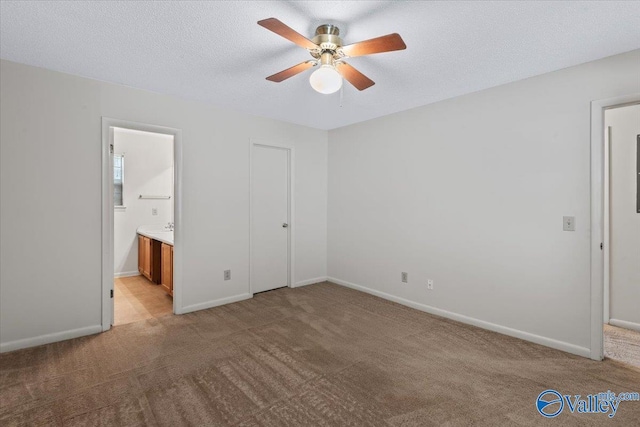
xmin=606 ymin=104 xmax=640 ymax=330
xmin=2 ymin=50 xmax=637 ymax=355
xmin=327 ymin=50 xmax=640 ymax=357
xmin=0 ymin=59 xmax=328 ymax=351
xmin=113 ymin=128 xmax=174 ymax=276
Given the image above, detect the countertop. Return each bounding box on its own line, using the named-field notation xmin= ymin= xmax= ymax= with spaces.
xmin=137 ymin=225 xmax=173 ymax=246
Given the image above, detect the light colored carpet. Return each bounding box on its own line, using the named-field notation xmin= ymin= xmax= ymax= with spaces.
xmin=1 ymin=282 xmax=639 ymax=426
xmin=604 ymin=324 xmax=640 ymax=368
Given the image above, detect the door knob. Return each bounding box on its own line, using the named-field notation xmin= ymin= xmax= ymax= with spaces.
xmin=282 ymin=223 xmax=289 ymax=228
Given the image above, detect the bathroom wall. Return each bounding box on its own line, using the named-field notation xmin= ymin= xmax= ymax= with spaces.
xmin=113 ymin=128 xmax=174 ymax=276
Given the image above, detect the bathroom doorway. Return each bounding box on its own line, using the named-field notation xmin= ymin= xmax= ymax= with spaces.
xmin=102 ymin=119 xmax=182 ymax=330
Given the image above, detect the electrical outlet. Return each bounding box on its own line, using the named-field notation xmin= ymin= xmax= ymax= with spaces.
xmin=563 ymin=216 xmax=575 ymax=231
xmin=152 ymin=208 xmax=158 ymax=216
xmin=401 ymin=272 xmax=408 ymax=283
xmin=427 ymin=279 xmax=434 ymax=290
xmin=224 ymin=270 xmax=231 ymax=281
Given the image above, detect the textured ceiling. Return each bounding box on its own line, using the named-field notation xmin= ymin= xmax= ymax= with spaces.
xmin=1 ymin=1 xmax=639 ymax=130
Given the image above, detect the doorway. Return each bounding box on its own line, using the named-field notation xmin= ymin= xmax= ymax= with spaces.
xmin=602 ymin=103 xmax=640 ymax=368
xmin=250 ymin=140 xmax=294 ymax=294
xmin=589 ymin=94 xmax=640 ymax=363
xmin=102 ymin=118 xmax=183 ymax=331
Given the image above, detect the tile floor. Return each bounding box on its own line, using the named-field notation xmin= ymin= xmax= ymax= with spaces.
xmin=113 ymin=275 xmax=173 ymax=325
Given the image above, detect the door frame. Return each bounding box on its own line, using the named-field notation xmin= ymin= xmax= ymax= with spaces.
xmin=101 ymin=117 xmax=184 ymax=331
xmin=249 ymin=138 xmax=295 ymax=295
xmin=589 ymin=93 xmax=640 ymax=360
xmin=603 ymin=125 xmax=611 ymax=324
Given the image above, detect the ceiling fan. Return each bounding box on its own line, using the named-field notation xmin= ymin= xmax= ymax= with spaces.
xmin=258 ymin=18 xmax=406 ymax=94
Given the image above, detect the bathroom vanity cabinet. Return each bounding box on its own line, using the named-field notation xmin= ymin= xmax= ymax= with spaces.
xmin=137 ymin=231 xmax=173 ymax=296
xmin=161 ymin=243 xmax=173 ymax=296
xmin=138 ymin=235 xmax=161 ymax=283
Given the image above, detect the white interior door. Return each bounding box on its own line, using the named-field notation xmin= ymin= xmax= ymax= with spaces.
xmin=251 ymin=145 xmax=290 ymax=293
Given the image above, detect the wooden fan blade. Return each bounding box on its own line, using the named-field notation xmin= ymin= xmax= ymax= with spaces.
xmin=340 ymin=33 xmax=406 ymax=57
xmin=266 ymin=61 xmax=315 ymax=82
xmin=258 ymin=18 xmax=318 ymax=50
xmin=336 ymin=62 xmax=375 ymax=91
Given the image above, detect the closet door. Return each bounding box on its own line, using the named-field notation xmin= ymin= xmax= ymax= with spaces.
xmin=251 ymin=144 xmax=290 ymax=294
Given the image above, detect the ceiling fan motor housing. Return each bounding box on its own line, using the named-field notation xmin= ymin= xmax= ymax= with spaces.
xmin=312 ymin=24 xmax=343 ymax=55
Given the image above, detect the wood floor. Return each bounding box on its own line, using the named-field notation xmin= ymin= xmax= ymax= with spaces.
xmin=114 ymin=275 xmax=173 ymax=325
xmin=1 ymin=282 xmax=639 ymax=426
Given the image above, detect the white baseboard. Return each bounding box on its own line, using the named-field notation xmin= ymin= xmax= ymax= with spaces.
xmin=294 ymin=276 xmax=328 ymax=288
xmin=114 ymin=271 xmax=140 ymax=278
xmin=179 ymin=293 xmax=252 ymax=315
xmin=327 ymin=277 xmax=591 ymax=359
xmin=609 ymin=318 xmax=640 ymax=332
xmin=0 ymin=325 xmax=103 ymax=353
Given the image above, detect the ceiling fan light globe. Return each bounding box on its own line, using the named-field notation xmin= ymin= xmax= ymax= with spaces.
xmin=309 ymin=65 xmax=342 ymax=94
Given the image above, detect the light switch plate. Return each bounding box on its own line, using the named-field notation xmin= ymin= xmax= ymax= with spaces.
xmin=563 ymin=216 xmax=575 ymax=231
xmin=152 ymin=208 xmax=158 ymax=216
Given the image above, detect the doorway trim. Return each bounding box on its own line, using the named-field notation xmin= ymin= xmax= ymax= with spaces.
xmin=603 ymin=125 xmax=611 ymax=324
xmin=248 ymin=138 xmax=295 ymax=295
xmin=589 ymin=93 xmax=640 ymax=360
xmin=101 ymin=118 xmax=184 ymax=331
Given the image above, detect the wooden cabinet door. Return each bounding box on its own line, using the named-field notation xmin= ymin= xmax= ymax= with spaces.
xmin=170 ymin=246 xmax=174 ymax=294
xmin=161 ymin=243 xmax=173 ymax=296
xmin=142 ymin=237 xmax=148 ymax=278
xmin=138 ymin=235 xmax=151 ymax=279
xmin=142 ymin=237 xmax=152 ymax=280
xmin=138 ymin=235 xmax=145 ymax=275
